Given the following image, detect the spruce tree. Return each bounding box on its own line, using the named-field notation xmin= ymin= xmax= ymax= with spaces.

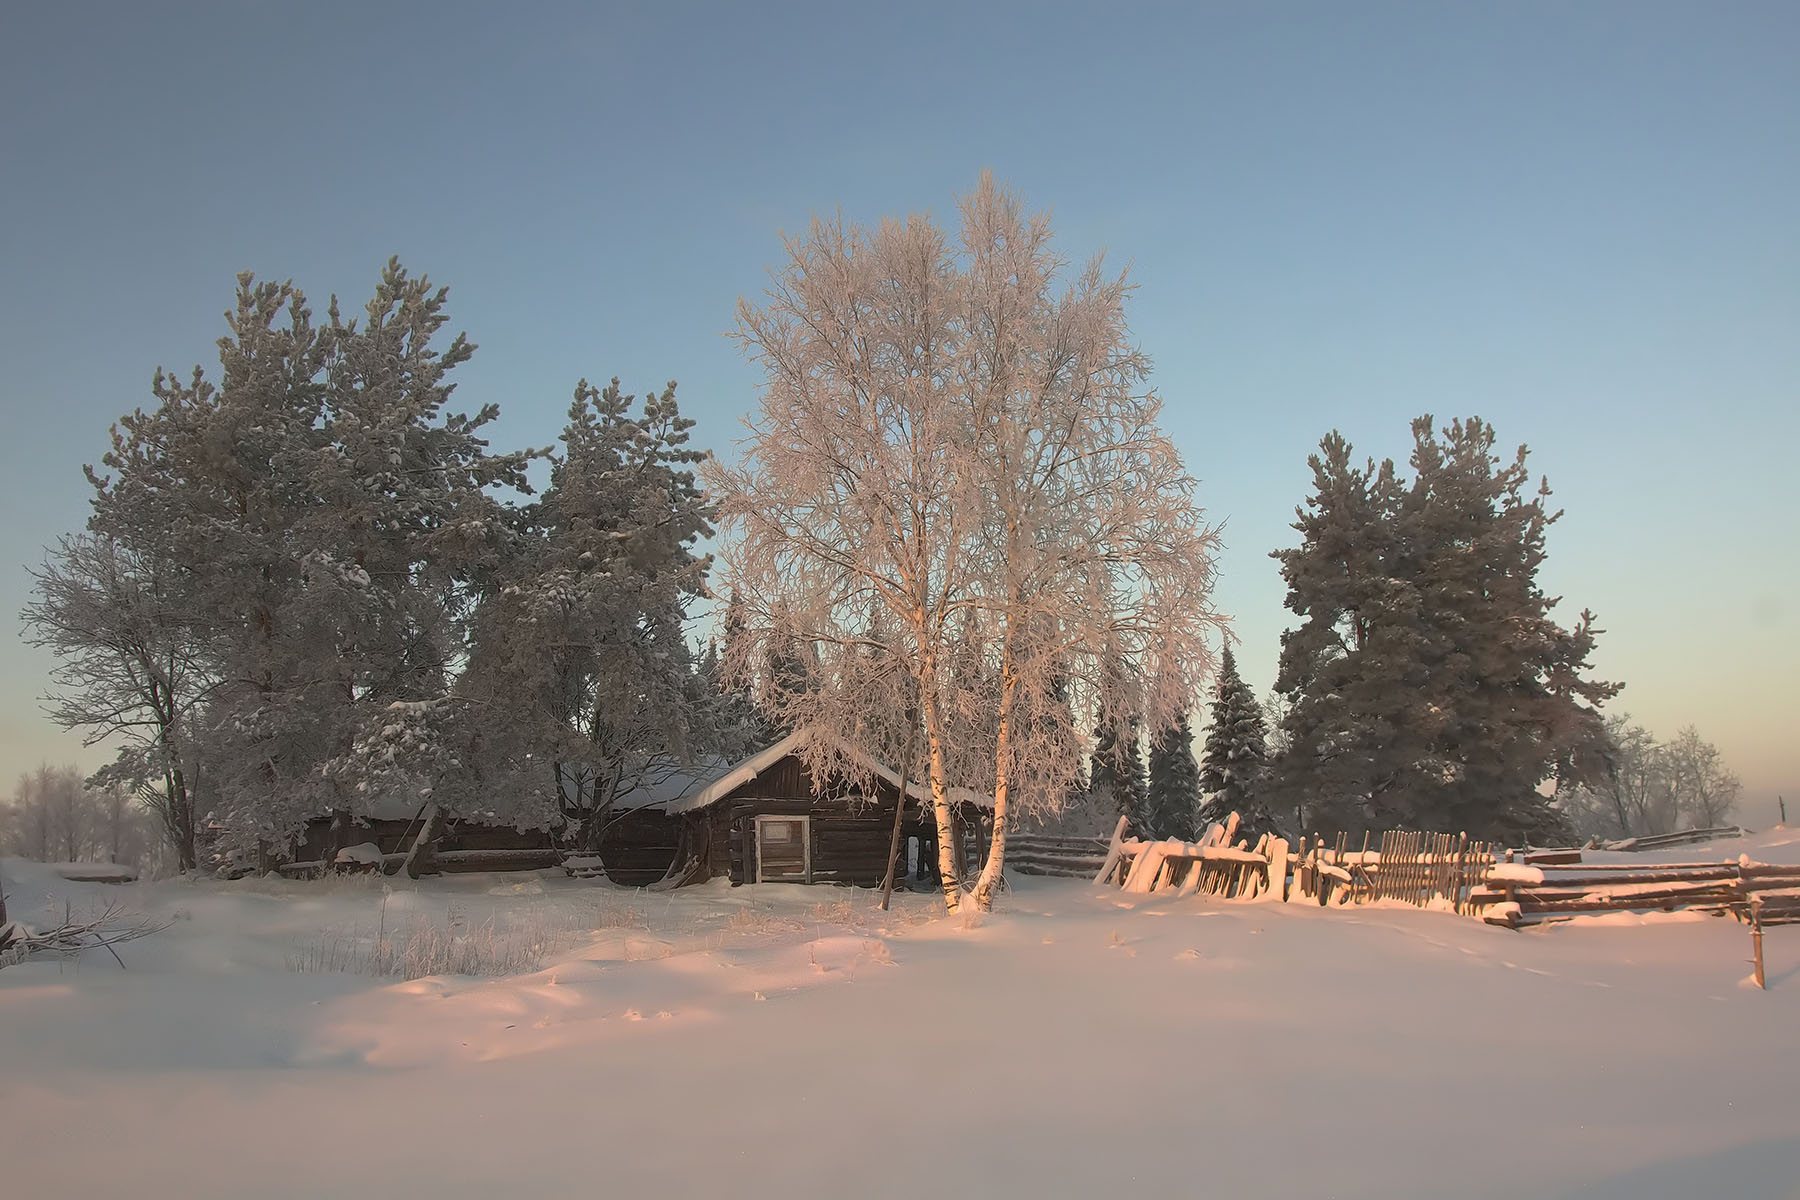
xmin=1198 ymin=646 xmax=1275 ymax=838
xmin=1268 ymin=417 xmax=1617 ymax=843
xmin=1091 ymin=718 xmax=1148 ymax=834
xmin=717 ymin=591 xmax=774 ymax=746
xmin=1145 ymin=712 xmax=1201 ymax=841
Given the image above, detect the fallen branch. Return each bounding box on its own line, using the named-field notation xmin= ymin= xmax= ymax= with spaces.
xmin=0 ymin=900 xmax=171 ymax=970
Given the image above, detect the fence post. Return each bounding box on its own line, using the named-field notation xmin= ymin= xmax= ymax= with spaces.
xmin=1752 ymin=898 xmax=1766 ymax=989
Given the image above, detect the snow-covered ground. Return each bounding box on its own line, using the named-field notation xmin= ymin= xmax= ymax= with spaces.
xmin=4 ymin=831 xmax=1799 ymax=1199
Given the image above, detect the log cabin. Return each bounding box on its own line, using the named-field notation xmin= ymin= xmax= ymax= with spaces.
xmin=662 ymin=731 xmax=991 ymax=888
xmin=290 ymin=731 xmax=990 ymax=889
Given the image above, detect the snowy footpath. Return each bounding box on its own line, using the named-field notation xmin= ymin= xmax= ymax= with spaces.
xmin=3 ymin=834 xmax=1799 ymax=1199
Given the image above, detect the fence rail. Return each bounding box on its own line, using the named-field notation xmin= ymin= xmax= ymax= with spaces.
xmin=1598 ymin=826 xmax=1746 ymax=852
xmin=1094 ymin=814 xmax=1800 ymax=989
xmin=1004 ymin=834 xmax=1111 ymax=879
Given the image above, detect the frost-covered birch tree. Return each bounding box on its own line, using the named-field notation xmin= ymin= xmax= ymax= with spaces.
xmin=711 ymin=175 xmax=1228 ymax=910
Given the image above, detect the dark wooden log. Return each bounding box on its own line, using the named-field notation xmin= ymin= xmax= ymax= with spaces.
xmin=1512 ymin=895 xmax=1738 ymax=915
xmin=401 ymin=804 xmax=441 ymax=879
xmin=879 ymin=722 xmax=920 ymax=911
xmin=430 ymin=848 xmax=563 ymax=871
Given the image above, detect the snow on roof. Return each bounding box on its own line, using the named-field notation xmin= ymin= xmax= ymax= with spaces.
xmin=333 ymin=734 xmax=991 ymax=823
xmin=612 ymin=758 xmax=735 ymax=812
xmin=663 ymin=730 xmax=993 ymax=814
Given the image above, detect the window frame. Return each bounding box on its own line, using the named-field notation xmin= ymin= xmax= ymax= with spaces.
xmin=754 ymin=814 xmax=812 ymax=883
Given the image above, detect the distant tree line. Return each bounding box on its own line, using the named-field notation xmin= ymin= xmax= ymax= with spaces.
xmin=0 ymin=764 xmax=166 ymax=871
xmin=1558 ymin=714 xmax=1742 ymax=841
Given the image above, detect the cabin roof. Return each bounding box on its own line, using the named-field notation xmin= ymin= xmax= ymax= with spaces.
xmin=345 ymin=731 xmax=990 ymax=822
xmin=663 ymin=730 xmax=993 ymax=814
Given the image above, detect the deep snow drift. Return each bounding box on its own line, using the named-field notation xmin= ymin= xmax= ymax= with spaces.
xmin=3 ymin=832 xmax=1798 ymax=1199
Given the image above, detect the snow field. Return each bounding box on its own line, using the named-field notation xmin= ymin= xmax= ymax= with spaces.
xmin=3 ymin=840 xmax=1799 ymax=1199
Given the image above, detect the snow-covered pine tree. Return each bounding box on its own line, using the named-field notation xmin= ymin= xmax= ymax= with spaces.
xmin=1197 ymin=646 xmax=1276 ymax=838
xmin=1090 ymin=716 xmax=1148 ymax=835
xmin=83 ymin=262 xmax=535 ymax=860
xmin=458 ymin=377 xmax=714 ymax=849
xmin=1144 ymin=711 xmax=1201 ymax=841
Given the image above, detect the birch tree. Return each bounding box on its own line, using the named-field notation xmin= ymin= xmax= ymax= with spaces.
xmin=23 ymin=534 xmax=209 ymax=868
xmin=711 ymin=175 xmax=1228 ymax=910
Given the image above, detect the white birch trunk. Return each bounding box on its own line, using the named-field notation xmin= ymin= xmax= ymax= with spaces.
xmin=972 ymin=633 xmax=1021 ymax=910
xmin=920 ymin=667 xmax=962 ymax=912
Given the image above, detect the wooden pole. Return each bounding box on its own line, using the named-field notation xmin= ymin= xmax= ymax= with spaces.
xmin=1752 ymin=902 xmax=1766 ymax=990
xmin=877 ymin=718 xmax=921 ymax=912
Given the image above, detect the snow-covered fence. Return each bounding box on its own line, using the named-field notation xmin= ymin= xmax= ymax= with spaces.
xmin=1097 ymin=816 xmax=1496 ymax=913
xmin=1468 ymin=857 xmax=1800 ymax=928
xmin=1005 ymin=833 xmax=1112 ymax=879
xmin=1096 ymin=814 xmax=1287 ymax=901
xmin=1747 ymin=893 xmax=1800 ymax=989
xmin=1290 ymin=830 xmax=1498 ymax=914
xmin=1594 ymin=826 xmax=1747 ymax=853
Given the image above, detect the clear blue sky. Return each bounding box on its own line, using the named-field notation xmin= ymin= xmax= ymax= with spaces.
xmin=2 ymin=1 xmax=1795 ymax=816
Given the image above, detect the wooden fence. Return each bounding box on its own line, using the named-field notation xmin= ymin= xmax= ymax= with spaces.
xmin=1096 ymin=818 xmax=1497 ymax=912
xmin=1596 ymin=826 xmax=1746 ymax=853
xmin=1096 ymin=813 xmax=1800 ymax=989
xmin=1289 ymin=830 xmax=1498 ymax=914
xmin=1004 ymin=833 xmax=1112 ymax=879
xmin=1469 ymin=858 xmax=1800 ymax=927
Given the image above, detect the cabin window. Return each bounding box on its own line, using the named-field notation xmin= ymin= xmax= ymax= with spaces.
xmin=755 ymin=815 xmax=811 ymax=883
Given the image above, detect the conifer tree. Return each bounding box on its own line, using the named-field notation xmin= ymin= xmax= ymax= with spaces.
xmin=713 ymin=592 xmax=773 ymax=748
xmin=1145 ymin=712 xmax=1201 ymax=840
xmin=80 ymin=262 xmax=535 ymax=858
xmin=1197 ymin=646 xmax=1274 ymax=838
xmin=1091 ymin=717 xmax=1148 ymax=834
xmin=1268 ymin=417 xmax=1617 ymax=843
xmin=458 ymin=377 xmax=713 ymax=848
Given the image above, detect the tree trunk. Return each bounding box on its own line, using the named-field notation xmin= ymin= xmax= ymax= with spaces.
xmin=919 ymin=667 xmax=962 ymax=912
xmin=879 ymin=717 xmax=921 ymax=911
xmin=167 ymin=765 xmax=197 ymax=873
xmin=972 ymin=640 xmax=1020 ymax=910
xmin=401 ymin=804 xmax=441 ymax=880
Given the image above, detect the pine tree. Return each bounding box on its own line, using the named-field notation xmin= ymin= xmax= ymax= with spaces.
xmin=459 ymin=377 xmax=713 ymax=848
xmin=1091 ymin=717 xmax=1148 ymax=835
xmin=1197 ymin=646 xmax=1274 ymax=838
xmin=1145 ymin=712 xmax=1201 ymax=841
xmin=79 ymin=262 xmax=535 ymax=859
xmin=713 ymin=592 xmax=772 ymax=749
xmin=1268 ymin=417 xmax=1618 ymax=843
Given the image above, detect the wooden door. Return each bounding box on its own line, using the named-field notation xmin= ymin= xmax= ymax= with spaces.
xmin=755 ymin=815 xmax=810 ymax=883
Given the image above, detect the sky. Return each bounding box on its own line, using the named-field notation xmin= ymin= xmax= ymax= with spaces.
xmin=1 ymin=1 xmax=1794 ymax=818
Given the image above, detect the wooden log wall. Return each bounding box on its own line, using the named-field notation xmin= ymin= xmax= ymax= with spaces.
xmin=722 ymin=796 xmax=941 ymax=886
